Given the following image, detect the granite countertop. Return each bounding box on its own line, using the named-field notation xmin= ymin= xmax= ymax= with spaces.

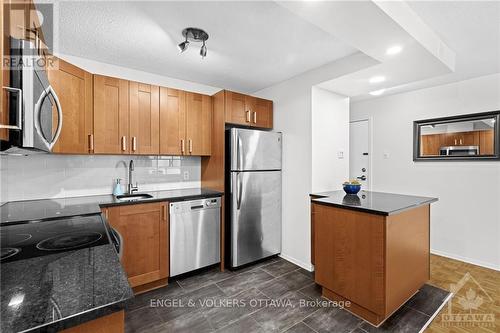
xmin=310 ymin=190 xmax=438 ymax=215
xmin=1 ymin=243 xmax=133 ymax=333
xmin=0 ymin=188 xmax=222 ymax=332
xmin=1 ymin=188 xmax=223 ymax=224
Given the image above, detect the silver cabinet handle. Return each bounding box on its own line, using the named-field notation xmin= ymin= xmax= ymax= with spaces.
xmin=1 ymin=87 xmax=23 ymax=130
xmin=246 ymin=110 xmax=251 ymax=123
xmin=121 ymin=136 xmax=127 ymax=151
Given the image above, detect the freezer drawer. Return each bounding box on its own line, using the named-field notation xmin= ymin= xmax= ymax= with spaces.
xmin=170 ymin=198 xmax=221 ymax=276
xmin=230 ymin=128 xmax=282 ymax=171
xmin=230 ymin=171 xmax=282 ymax=267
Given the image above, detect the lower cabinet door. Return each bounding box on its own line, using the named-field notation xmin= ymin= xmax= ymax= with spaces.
xmin=106 ymin=202 xmax=168 ymax=287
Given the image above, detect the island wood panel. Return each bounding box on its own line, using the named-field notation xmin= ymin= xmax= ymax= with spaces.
xmin=201 ymin=90 xmax=225 ymax=270
xmin=48 ymin=58 xmax=93 ymax=154
xmin=185 ymin=92 xmax=212 ymax=156
xmin=129 ymin=82 xmax=159 ymax=155
xmin=313 ymin=203 xmax=385 ymax=315
xmin=310 ymin=202 xmax=315 ymax=265
xmin=159 ymin=87 xmax=186 ymax=155
xmin=59 ymin=310 xmax=124 ymax=333
xmin=385 ymin=204 xmax=430 ymax=316
xmin=93 ymin=75 xmax=129 ymax=154
xmin=479 ymin=129 xmax=494 ymax=155
xmin=105 ymin=202 xmax=168 ymax=289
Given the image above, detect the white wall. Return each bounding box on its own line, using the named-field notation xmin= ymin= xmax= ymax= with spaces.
xmin=58 ymin=54 xmax=221 ymax=95
xmin=255 ymin=53 xmax=373 ymax=270
xmin=312 ymin=87 xmax=350 ymax=193
xmin=0 ymin=155 xmax=200 ymax=203
xmin=351 ymin=73 xmax=500 ymax=270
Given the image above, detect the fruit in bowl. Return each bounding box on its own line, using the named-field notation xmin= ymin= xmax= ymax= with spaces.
xmin=343 ymin=180 xmax=361 ymax=195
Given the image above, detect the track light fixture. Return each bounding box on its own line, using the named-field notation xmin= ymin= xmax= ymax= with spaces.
xmin=178 ymin=27 xmax=209 ymax=59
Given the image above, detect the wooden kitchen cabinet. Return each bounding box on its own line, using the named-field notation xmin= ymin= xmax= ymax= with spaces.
xmin=159 ymin=87 xmax=186 ymax=155
xmin=103 ymin=202 xmax=169 ymax=290
xmin=186 ymin=92 xmax=212 ymax=156
xmin=224 ymin=91 xmax=248 ymax=126
xmin=48 ymin=58 xmax=93 ymax=154
xmin=93 ymin=75 xmax=129 ymax=154
xmin=129 ymin=81 xmax=159 ymax=155
xmin=254 ymin=98 xmax=273 ymax=128
xmin=159 ymin=89 xmax=212 ymax=156
xmin=480 ymin=129 xmax=494 ymax=155
xmin=224 ymin=90 xmax=273 ymax=129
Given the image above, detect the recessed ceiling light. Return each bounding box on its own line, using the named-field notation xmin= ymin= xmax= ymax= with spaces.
xmin=369 ymin=76 xmax=386 ymax=84
xmin=369 ymin=89 xmax=386 ymax=96
xmin=386 ymin=45 xmax=402 ymax=55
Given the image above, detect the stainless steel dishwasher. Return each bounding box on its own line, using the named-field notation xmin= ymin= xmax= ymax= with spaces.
xmin=170 ymin=197 xmax=221 ymax=276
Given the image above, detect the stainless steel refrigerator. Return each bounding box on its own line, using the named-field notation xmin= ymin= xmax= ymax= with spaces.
xmin=227 ymin=128 xmax=282 ymax=268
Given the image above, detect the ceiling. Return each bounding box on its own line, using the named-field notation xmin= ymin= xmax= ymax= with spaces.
xmin=48 ymin=1 xmax=357 ymax=93
xmin=39 ymin=1 xmax=500 ymax=98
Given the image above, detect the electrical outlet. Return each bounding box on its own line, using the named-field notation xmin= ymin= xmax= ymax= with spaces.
xmin=183 ymin=171 xmax=189 ymax=180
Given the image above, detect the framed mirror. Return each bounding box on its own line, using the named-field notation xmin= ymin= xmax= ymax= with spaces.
xmin=414 ymin=111 xmax=500 ymax=161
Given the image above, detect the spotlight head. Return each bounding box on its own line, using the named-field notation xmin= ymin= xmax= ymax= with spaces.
xmin=200 ymin=42 xmax=207 ymax=58
xmin=178 ymin=40 xmax=189 ymax=53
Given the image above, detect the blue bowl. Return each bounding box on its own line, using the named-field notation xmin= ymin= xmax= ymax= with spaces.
xmin=343 ymin=184 xmax=361 ymax=195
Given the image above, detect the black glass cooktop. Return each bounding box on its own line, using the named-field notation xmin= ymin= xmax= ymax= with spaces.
xmin=0 ymin=215 xmax=110 ymax=263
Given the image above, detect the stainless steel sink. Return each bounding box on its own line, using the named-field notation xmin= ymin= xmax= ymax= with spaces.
xmin=115 ymin=193 xmax=153 ymax=201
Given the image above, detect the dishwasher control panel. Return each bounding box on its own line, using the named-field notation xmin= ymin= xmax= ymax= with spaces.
xmin=170 ymin=197 xmax=221 ymax=214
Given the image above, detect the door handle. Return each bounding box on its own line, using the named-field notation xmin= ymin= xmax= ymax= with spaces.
xmin=181 ymin=139 xmax=185 ymax=154
xmin=121 ymin=136 xmax=127 ymax=151
xmin=162 ymin=205 xmax=167 ymax=221
xmin=88 ymin=134 xmax=94 ymax=152
xmin=246 ymin=110 xmax=251 ymax=123
xmin=189 ymin=139 xmax=193 ymax=153
xmin=236 ymin=172 xmax=243 ymax=210
xmin=253 ymin=111 xmax=257 ymax=124
xmin=357 ymin=175 xmax=367 ymax=181
xmin=34 ymin=85 xmax=63 ymax=150
xmin=132 ymin=136 xmax=137 ymax=152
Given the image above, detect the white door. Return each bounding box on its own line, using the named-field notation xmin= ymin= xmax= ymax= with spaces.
xmin=349 ymin=120 xmax=370 ymax=190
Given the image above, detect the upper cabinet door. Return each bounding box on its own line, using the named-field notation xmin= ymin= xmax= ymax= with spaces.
xmin=93 ymin=75 xmax=129 ymax=154
xmin=129 ymin=82 xmax=159 ymax=155
xmin=159 ymin=87 xmax=186 ymax=155
xmin=48 ymin=58 xmax=93 ymax=154
xmin=225 ymin=91 xmax=250 ymax=126
xmin=254 ymin=98 xmax=273 ymax=129
xmin=186 ymin=92 xmax=212 ymax=156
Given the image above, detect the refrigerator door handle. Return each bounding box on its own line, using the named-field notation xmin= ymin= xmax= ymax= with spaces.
xmin=236 ymin=172 xmax=243 ymax=210
xmin=237 ymin=136 xmax=243 ymax=171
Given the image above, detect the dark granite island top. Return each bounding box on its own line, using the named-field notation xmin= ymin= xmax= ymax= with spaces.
xmin=1 ymin=243 xmax=132 ymax=333
xmin=310 ymin=190 xmax=438 ymax=216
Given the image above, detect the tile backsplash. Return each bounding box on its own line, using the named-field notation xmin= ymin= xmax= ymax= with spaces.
xmin=0 ymin=154 xmax=201 ymax=202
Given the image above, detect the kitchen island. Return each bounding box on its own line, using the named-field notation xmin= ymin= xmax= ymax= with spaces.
xmin=310 ymin=190 xmax=438 ymax=326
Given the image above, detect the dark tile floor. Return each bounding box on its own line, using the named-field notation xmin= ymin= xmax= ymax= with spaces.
xmin=125 ymin=257 xmax=450 ymax=333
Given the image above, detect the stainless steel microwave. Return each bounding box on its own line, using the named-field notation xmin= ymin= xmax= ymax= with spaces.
xmin=439 ymin=146 xmax=479 ymax=156
xmin=0 ymin=38 xmax=62 ymax=154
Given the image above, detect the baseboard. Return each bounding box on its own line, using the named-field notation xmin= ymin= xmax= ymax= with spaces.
xmin=431 ymin=249 xmax=500 ymax=272
xmin=278 ymin=253 xmax=313 ymax=272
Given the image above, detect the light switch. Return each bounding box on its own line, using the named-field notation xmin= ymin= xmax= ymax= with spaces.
xmin=337 ymin=151 xmax=344 ymax=159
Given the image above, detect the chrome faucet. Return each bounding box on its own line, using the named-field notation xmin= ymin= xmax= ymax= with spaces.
xmin=127 ymin=160 xmax=138 ymax=194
